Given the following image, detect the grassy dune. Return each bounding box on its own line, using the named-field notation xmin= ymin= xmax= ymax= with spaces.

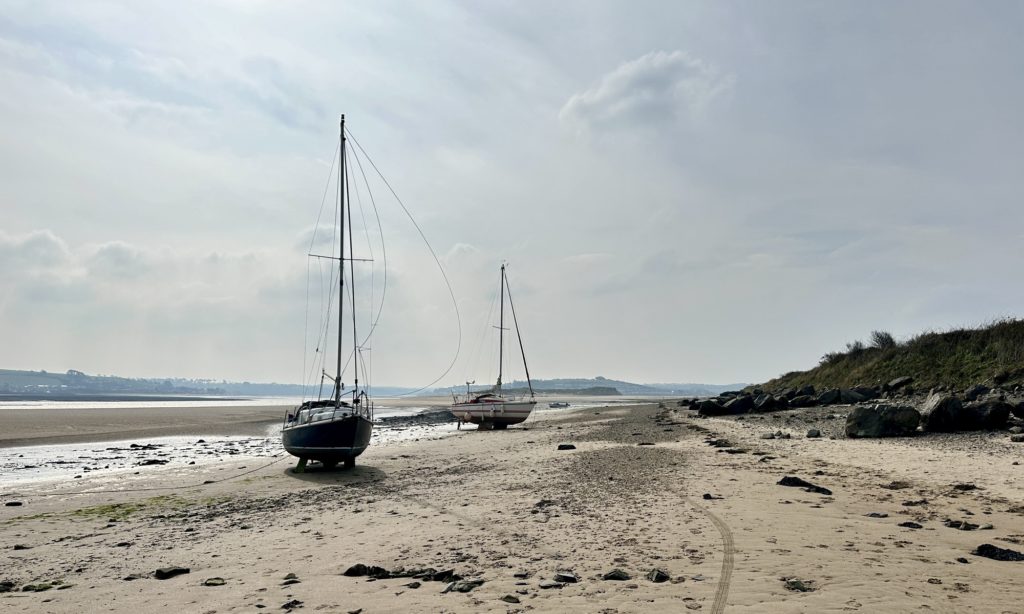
xmin=762 ymin=318 xmax=1024 ymax=393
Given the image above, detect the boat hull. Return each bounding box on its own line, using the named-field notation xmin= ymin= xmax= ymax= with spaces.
xmin=281 ymin=414 xmax=372 ymax=464
xmin=452 ymin=400 xmax=536 ymax=427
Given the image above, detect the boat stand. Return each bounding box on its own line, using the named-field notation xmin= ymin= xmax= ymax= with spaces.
xmin=294 ymin=457 xmax=308 ymax=473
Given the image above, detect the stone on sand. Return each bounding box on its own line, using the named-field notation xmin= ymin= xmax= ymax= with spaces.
xmin=846 ymin=404 xmax=920 ymax=438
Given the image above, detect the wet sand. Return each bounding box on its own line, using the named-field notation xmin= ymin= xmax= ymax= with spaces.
xmin=2 ymin=403 xmax=1023 ymax=612
xmin=0 ymin=404 xmax=289 ymax=448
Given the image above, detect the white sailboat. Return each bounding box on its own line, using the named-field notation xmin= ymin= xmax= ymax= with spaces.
xmin=451 ymin=264 xmax=536 ymax=429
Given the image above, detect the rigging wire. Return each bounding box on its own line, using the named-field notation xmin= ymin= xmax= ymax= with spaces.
xmin=463 ymin=285 xmax=499 ymax=391
xmin=345 ymin=128 xmax=463 ymax=396
xmin=347 ymin=143 xmax=388 ymax=347
xmin=301 ymin=144 xmax=339 ymax=400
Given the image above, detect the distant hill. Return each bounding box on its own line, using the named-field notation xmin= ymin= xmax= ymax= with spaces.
xmin=760 ymin=318 xmax=1024 ymax=393
xmin=0 ymin=368 xmax=743 ymax=400
xmin=435 ymin=377 xmax=746 ymax=397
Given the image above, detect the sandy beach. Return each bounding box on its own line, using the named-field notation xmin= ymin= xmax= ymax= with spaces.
xmin=2 ymin=402 xmax=1024 ymax=612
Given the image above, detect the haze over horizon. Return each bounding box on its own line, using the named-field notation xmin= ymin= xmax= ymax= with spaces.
xmin=3 ymin=2 xmax=1024 ymax=389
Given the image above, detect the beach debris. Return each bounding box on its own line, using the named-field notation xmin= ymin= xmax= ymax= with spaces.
xmin=341 ymin=564 xmax=391 ymax=579
xmin=500 ymin=594 xmax=521 ymax=603
xmin=702 ymin=493 xmax=723 ymax=500
xmin=554 ymin=571 xmax=579 ymax=584
xmin=154 ymin=566 xmax=190 ymax=580
xmin=927 ymin=577 xmax=942 ymax=585
xmin=557 ymin=444 xmax=576 ymax=451
xmin=952 ymin=483 xmax=978 ymax=491
xmin=0 ymin=580 xmax=15 ymax=593
xmin=637 ymin=442 xmax=655 ymax=446
xmin=21 ymin=583 xmax=52 ymax=592
xmin=782 ymin=577 xmax=815 ymax=592
xmin=777 ymin=476 xmax=833 ymax=496
xmin=12 ymin=544 xmax=31 ymax=550
xmin=281 ymin=599 xmax=303 ymax=610
xmin=646 ymin=569 xmax=670 ymax=583
xmin=4 ymin=501 xmax=23 ymax=507
xmin=846 ymin=404 xmax=920 ymax=438
xmin=973 ymin=544 xmax=1024 ymax=561
xmin=203 ymin=577 xmax=226 ymax=586
xmin=538 ymin=580 xmax=564 ymax=589
xmin=903 ymin=499 xmax=928 ymax=507
xmin=899 ymin=521 xmax=924 ymax=529
xmin=865 ymin=512 xmax=889 ymax=518
xmin=882 ymin=480 xmax=911 ymax=490
xmin=602 ymin=569 xmax=630 ymax=581
xmin=806 ymin=428 xmax=821 ymax=438
xmin=944 ymin=519 xmax=980 ymax=531
xmin=442 ymin=579 xmax=484 ymax=594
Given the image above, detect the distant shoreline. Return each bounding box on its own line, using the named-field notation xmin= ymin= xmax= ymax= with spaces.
xmin=0 ymin=393 xmax=250 ymax=402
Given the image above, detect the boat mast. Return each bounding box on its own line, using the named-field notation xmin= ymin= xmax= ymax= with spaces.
xmin=496 ymin=264 xmax=505 ymax=393
xmin=335 ymin=114 xmax=346 ymax=409
xmin=347 ymin=126 xmax=359 ymax=400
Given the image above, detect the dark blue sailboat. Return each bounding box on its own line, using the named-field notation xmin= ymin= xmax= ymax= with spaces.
xmin=282 ymin=115 xmax=373 ymax=470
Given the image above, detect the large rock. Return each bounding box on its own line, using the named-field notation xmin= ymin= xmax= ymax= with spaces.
xmin=754 ymin=394 xmax=780 ymax=412
xmin=724 ymin=395 xmax=754 ymax=413
xmin=697 ymin=400 xmax=735 ymax=417
xmin=886 ymin=376 xmax=913 ymax=391
xmin=789 ymin=395 xmax=818 ymax=408
xmin=851 ymin=386 xmax=879 ymax=400
xmin=846 ymin=404 xmax=921 ymax=438
xmin=796 ymin=385 xmax=816 ymax=397
xmin=839 ymin=388 xmax=868 ymax=404
xmin=920 ymin=394 xmax=967 ymax=432
xmin=816 ymin=389 xmax=840 ymax=405
xmin=964 ymin=384 xmax=991 ymax=402
xmin=1014 ymin=401 xmax=1024 ymax=420
xmin=964 ymin=399 xmax=1012 ymax=430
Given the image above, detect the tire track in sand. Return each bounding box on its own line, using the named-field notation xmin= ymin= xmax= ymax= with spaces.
xmin=689 ymin=498 xmax=734 ymax=614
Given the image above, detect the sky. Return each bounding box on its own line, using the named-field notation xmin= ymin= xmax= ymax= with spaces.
xmin=3 ymin=1 xmax=1024 ymax=388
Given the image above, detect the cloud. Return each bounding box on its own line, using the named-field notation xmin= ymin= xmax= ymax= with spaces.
xmin=559 ymin=50 xmax=734 ymax=134
xmin=0 ymin=229 xmax=71 ymax=274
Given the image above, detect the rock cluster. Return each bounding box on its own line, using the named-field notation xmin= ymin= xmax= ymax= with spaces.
xmin=680 ymin=376 xmax=1024 ymax=439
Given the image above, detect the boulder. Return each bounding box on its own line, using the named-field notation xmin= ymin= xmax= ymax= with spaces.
xmin=964 ymin=384 xmax=991 ymax=402
xmin=780 ymin=388 xmax=797 ymax=400
xmin=724 ymin=395 xmax=754 ymax=413
xmin=796 ymin=385 xmax=816 ymax=397
xmin=789 ymin=395 xmax=818 ymax=408
xmin=887 ymin=376 xmax=914 ymax=391
xmin=806 ymin=428 xmax=821 ymax=438
xmin=1013 ymin=401 xmax=1024 ymax=420
xmin=920 ymin=394 xmax=967 ymax=432
xmin=697 ymin=400 xmax=736 ymax=417
xmin=964 ymin=400 xmax=1012 ymax=430
xmin=816 ymin=389 xmax=840 ymax=405
xmin=846 ymin=404 xmax=921 ymax=438
xmin=852 ymin=386 xmax=879 ymax=400
xmin=839 ymin=388 xmax=868 ymax=404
